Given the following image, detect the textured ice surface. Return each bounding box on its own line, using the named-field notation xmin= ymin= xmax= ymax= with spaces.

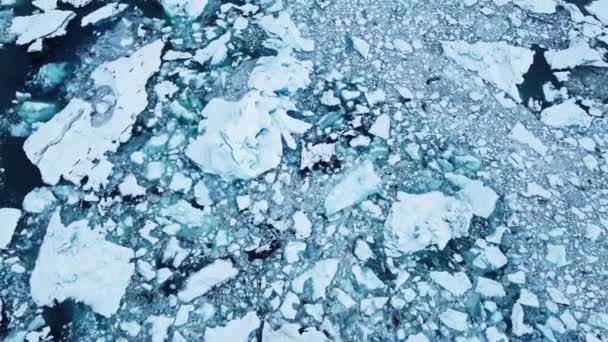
xmin=30 ymin=211 xmax=134 ymax=317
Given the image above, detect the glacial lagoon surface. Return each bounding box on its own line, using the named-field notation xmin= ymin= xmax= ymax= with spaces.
xmin=0 ymin=0 xmax=608 ymax=341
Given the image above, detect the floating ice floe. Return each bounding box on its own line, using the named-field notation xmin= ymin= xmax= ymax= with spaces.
xmin=544 ymin=37 xmax=608 ymax=70
xmin=291 ymin=258 xmax=339 ymax=300
xmin=186 ymin=91 xmax=310 ymax=180
xmin=63 ymin=0 xmax=92 ymax=7
xmin=24 ymin=40 xmax=164 ymax=190
xmin=300 ymin=142 xmax=336 ymax=170
xmin=81 ymin=3 xmax=128 ymax=27
xmin=384 ymin=192 xmax=473 ymax=256
xmin=493 ymin=0 xmax=557 ymax=13
xmin=262 ymin=323 xmax=330 ymax=342
xmin=257 ymin=12 xmax=315 ymax=52
xmin=22 ymin=187 xmax=56 ymax=213
xmin=586 ymin=0 xmax=608 ymax=25
xmin=204 ymin=311 xmax=260 ymax=342
xmin=160 ymin=0 xmax=209 ymax=18
xmin=429 ymin=271 xmax=472 ymax=296
xmin=10 ymin=10 xmax=75 ymax=49
xmin=445 ymin=173 xmax=499 ymax=219
xmin=194 ymin=32 xmax=231 ymax=66
xmin=30 ymin=210 xmax=134 ymax=317
xmin=159 ymin=199 xmax=210 ymax=227
xmin=509 ymin=122 xmax=548 ymax=156
xmin=178 ymin=259 xmax=238 ymax=302
xmin=540 ymin=99 xmax=592 ymax=128
xmin=442 ymin=41 xmax=534 ymax=102
xmin=0 ymin=208 xmax=21 ymax=249
xmin=248 ymin=52 xmax=313 ymax=95
xmin=324 ymin=160 xmax=382 ymax=215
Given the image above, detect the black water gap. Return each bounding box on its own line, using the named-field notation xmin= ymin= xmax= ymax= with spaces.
xmin=517 ymin=45 xmax=561 ymax=110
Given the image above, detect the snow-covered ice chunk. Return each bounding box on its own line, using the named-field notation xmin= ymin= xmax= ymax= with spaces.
xmin=430 ymin=271 xmax=472 ymax=296
xmin=540 ymin=99 xmax=592 ymax=128
xmin=476 ymin=277 xmax=506 ymax=297
xmin=384 ymin=192 xmax=473 ymax=256
xmin=493 ymin=0 xmax=557 ymax=13
xmin=81 ymin=3 xmax=128 ymax=27
xmin=204 ymin=311 xmax=260 ymax=342
xmin=262 ymin=323 xmax=330 ymax=342
xmin=178 ymin=259 xmax=238 ymax=302
xmin=509 ymin=122 xmax=548 ymax=156
xmin=369 ymin=114 xmax=390 ymax=139
xmin=324 ymin=160 xmax=382 ymax=215
xmin=193 ymin=32 xmax=231 ymax=66
xmin=248 ymin=52 xmax=313 ymax=94
xmin=118 ymin=174 xmax=146 ymax=198
xmin=0 ymin=208 xmax=21 ymax=249
xmin=258 ymin=12 xmax=314 ymax=52
xmin=24 ymin=40 xmax=164 ymax=189
xmin=10 ymin=10 xmax=75 ymax=46
xmin=22 ymin=187 xmax=56 ymax=214
xmin=292 ymin=259 xmax=339 ymax=300
xmin=545 ymin=38 xmax=608 ymax=70
xmin=292 ymin=210 xmax=312 ymax=239
xmin=352 ymin=36 xmax=370 ymax=59
xmin=445 ymin=173 xmax=498 ymax=219
xmin=160 ymin=0 xmax=209 ymax=18
xmin=30 ymin=210 xmax=134 ymax=317
xmin=440 ymin=309 xmax=469 ymax=331
xmin=442 ymin=41 xmax=533 ymax=102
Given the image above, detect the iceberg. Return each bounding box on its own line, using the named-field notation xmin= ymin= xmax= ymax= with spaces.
xmin=10 ymin=10 xmax=75 ymax=47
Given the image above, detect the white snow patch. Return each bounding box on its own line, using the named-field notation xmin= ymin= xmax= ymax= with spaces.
xmin=30 ymin=210 xmax=134 ymax=317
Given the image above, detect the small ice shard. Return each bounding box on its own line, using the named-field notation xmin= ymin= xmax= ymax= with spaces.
xmin=81 ymin=3 xmax=128 ymax=27
xmin=10 ymin=10 xmax=75 ymax=46
xmin=509 ymin=122 xmax=548 ymax=156
xmin=262 ymin=323 xmax=330 ymax=342
xmin=178 ymin=259 xmax=238 ymax=302
xmin=445 ymin=173 xmax=498 ymax=219
xmin=300 ymin=142 xmax=336 ymax=170
xmin=24 ymin=40 xmax=164 ymax=190
xmin=0 ymin=208 xmax=21 ymax=249
xmin=540 ymin=99 xmax=592 ymax=128
xmin=429 ymin=271 xmax=472 ymax=296
xmin=324 ymin=160 xmax=382 ymax=215
xmin=22 ymin=187 xmax=56 ymax=213
xmin=369 ymin=114 xmax=390 ymax=139
xmin=384 ymin=192 xmax=473 ymax=256
xmin=186 ymin=91 xmax=309 ymax=180
xmin=160 ymin=0 xmax=209 ymax=18
xmin=159 ymin=199 xmax=209 ymax=227
xmin=493 ymin=0 xmax=557 ymax=13
xmin=248 ymin=52 xmax=313 ymax=94
xmin=204 ymin=311 xmax=260 ymax=342
xmin=545 ymin=38 xmax=608 ymax=70
xmin=586 ymin=0 xmax=608 ymax=25
xmin=193 ymin=32 xmax=231 ymax=66
xmin=118 ymin=174 xmax=146 ymax=198
xmin=440 ymin=309 xmax=469 ymax=331
xmin=352 ymin=36 xmax=370 ymax=59
xmin=30 ymin=210 xmax=134 ymax=317
xmin=257 ymin=12 xmax=315 ymax=52
xmin=292 ymin=258 xmax=339 ymax=300
xmin=442 ymin=41 xmax=534 ymax=102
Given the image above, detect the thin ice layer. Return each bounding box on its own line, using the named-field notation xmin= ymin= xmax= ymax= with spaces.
xmin=24 ymin=40 xmax=164 ymax=190
xmin=384 ymin=192 xmax=473 ymax=256
xmin=442 ymin=41 xmax=534 ymax=102
xmin=324 ymin=160 xmax=382 ymax=215
xmin=10 ymin=10 xmax=75 ymax=45
xmin=30 ymin=210 xmax=134 ymax=317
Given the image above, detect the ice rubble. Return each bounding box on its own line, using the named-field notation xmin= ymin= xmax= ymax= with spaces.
xmin=24 ymin=40 xmax=164 ymax=190
xmin=0 ymin=208 xmax=21 ymax=249
xmin=30 ymin=211 xmax=134 ymax=318
xmin=258 ymin=12 xmax=315 ymax=52
xmin=9 ymin=10 xmax=75 ymax=48
xmin=81 ymin=3 xmax=128 ymax=27
xmin=384 ymin=192 xmax=474 ymax=256
xmin=442 ymin=41 xmax=534 ymax=102
xmin=160 ymin=0 xmax=208 ymax=18
xmin=178 ymin=259 xmax=239 ymax=302
xmin=324 ymin=160 xmax=382 ymax=215
xmin=204 ymin=311 xmax=260 ymax=342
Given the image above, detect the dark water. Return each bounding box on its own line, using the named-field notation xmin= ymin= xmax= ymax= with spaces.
xmin=517 ymin=45 xmax=560 ymax=109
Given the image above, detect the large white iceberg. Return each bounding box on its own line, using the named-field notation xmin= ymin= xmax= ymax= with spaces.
xmin=384 ymin=192 xmax=473 ymax=256
xmin=30 ymin=210 xmax=134 ymax=317
xmin=442 ymin=41 xmax=534 ymax=102
xmin=24 ymin=40 xmax=164 ymax=190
